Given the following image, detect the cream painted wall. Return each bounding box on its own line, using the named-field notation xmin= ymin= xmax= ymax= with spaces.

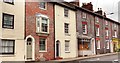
xmin=0 ymin=0 xmax=25 ymax=61
xmin=55 ymin=5 xmax=78 ymax=58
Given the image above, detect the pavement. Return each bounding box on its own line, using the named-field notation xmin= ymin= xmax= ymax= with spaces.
xmin=52 ymin=52 xmax=118 ymax=62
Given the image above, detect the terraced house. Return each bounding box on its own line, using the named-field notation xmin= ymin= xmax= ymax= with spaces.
xmin=54 ymin=2 xmax=78 ymax=59
xmin=0 ymin=0 xmax=25 ymax=61
xmin=25 ymin=2 xmax=54 ymax=61
xmin=0 ymin=0 xmax=120 ymax=61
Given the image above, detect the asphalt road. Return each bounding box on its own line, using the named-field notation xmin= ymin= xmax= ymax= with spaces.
xmin=2 ymin=54 xmax=119 ymax=63
xmin=79 ymin=54 xmax=119 ymax=63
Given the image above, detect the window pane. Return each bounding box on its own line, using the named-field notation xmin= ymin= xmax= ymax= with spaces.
xmin=39 ymin=39 xmax=46 ymax=51
xmin=39 ymin=2 xmax=46 ymax=9
xmin=3 ymin=13 xmax=14 ymax=29
xmin=1 ymin=40 xmax=14 ymax=54
xmin=8 ymin=47 xmax=13 ymax=52
xmin=41 ymin=18 xmax=48 ymax=32
xmin=64 ymin=8 xmax=69 ymax=17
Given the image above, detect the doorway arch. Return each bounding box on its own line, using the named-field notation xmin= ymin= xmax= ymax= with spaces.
xmin=25 ymin=35 xmax=35 ymax=60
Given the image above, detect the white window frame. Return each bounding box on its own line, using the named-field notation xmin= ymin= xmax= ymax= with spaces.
xmin=106 ymin=40 xmax=109 ymax=49
xmin=96 ymin=28 xmax=99 ymax=36
xmin=114 ymin=24 xmax=117 ymax=28
xmin=97 ymin=40 xmax=100 ymax=49
xmin=65 ymin=40 xmax=70 ymax=53
xmin=64 ymin=8 xmax=69 ymax=17
xmin=106 ymin=30 xmax=109 ymax=37
xmin=36 ymin=14 xmax=49 ymax=34
xmin=39 ymin=2 xmax=47 ymax=10
xmin=64 ymin=23 xmax=69 ymax=34
xmin=39 ymin=38 xmax=47 ymax=52
xmin=105 ymin=21 xmax=108 ymax=25
xmin=82 ymin=24 xmax=87 ymax=34
xmin=95 ymin=17 xmax=99 ymax=22
xmin=115 ymin=31 xmax=117 ymax=38
xmin=82 ymin=12 xmax=87 ymax=19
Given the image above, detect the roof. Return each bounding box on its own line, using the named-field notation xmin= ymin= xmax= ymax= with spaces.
xmin=50 ymin=2 xmax=120 ymax=24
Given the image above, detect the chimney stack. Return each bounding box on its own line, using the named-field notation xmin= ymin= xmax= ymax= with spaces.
xmin=82 ymin=2 xmax=93 ymax=11
xmin=95 ymin=8 xmax=103 ymax=15
xmin=69 ymin=0 xmax=80 ymax=6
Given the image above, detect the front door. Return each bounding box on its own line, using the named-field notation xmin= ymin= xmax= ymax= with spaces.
xmin=56 ymin=41 xmax=60 ymax=57
xmin=27 ymin=41 xmax=32 ymax=60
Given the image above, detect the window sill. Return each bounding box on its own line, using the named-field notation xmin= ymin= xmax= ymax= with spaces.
xmin=39 ymin=51 xmax=47 ymax=52
xmin=39 ymin=7 xmax=46 ymax=10
xmin=65 ymin=33 xmax=71 ymax=36
xmin=65 ymin=51 xmax=70 ymax=53
xmin=0 ymin=54 xmax=15 ymax=57
xmin=83 ymin=33 xmax=87 ymax=35
xmin=97 ymin=48 xmax=100 ymax=49
xmin=96 ymin=35 xmax=100 ymax=37
xmin=36 ymin=32 xmax=49 ymax=36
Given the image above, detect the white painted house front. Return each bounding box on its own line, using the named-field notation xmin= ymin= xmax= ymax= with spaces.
xmin=0 ymin=0 xmax=25 ymax=61
xmin=54 ymin=3 xmax=78 ymax=59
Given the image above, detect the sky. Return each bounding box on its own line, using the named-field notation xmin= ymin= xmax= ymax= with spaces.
xmin=66 ymin=0 xmax=120 ymax=22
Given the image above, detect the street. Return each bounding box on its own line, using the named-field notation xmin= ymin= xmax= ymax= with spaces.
xmin=2 ymin=54 xmax=119 ymax=63
xmin=79 ymin=54 xmax=119 ymax=63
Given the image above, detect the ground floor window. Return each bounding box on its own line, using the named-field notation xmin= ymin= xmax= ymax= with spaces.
xmin=0 ymin=39 xmax=15 ymax=54
xmin=65 ymin=40 xmax=70 ymax=52
xmin=39 ymin=38 xmax=47 ymax=52
xmin=79 ymin=39 xmax=91 ymax=50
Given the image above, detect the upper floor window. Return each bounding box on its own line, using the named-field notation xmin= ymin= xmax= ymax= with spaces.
xmin=41 ymin=18 xmax=48 ymax=32
xmin=0 ymin=39 xmax=15 ymax=54
xmin=95 ymin=17 xmax=99 ymax=23
xmin=64 ymin=8 xmax=69 ymax=17
xmin=82 ymin=12 xmax=87 ymax=19
xmin=39 ymin=2 xmax=46 ymax=10
xmin=105 ymin=21 xmax=108 ymax=25
xmin=114 ymin=23 xmax=117 ymax=28
xmin=3 ymin=0 xmax=14 ymax=4
xmin=64 ymin=23 xmax=69 ymax=34
xmin=36 ymin=14 xmax=49 ymax=34
xmin=105 ymin=30 xmax=109 ymax=37
xmin=2 ymin=13 xmax=14 ymax=29
xmin=82 ymin=24 xmax=87 ymax=34
xmin=114 ymin=31 xmax=117 ymax=38
xmin=65 ymin=40 xmax=70 ymax=52
xmin=39 ymin=38 xmax=47 ymax=52
xmin=96 ymin=27 xmax=99 ymax=36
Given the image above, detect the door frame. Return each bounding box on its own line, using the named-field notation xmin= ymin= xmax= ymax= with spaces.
xmin=25 ymin=35 xmax=35 ymax=61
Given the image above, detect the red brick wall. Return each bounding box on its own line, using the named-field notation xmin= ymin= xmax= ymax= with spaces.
xmin=25 ymin=2 xmax=54 ymax=60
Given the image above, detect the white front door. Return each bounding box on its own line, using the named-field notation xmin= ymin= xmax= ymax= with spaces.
xmin=27 ymin=41 xmax=32 ymax=60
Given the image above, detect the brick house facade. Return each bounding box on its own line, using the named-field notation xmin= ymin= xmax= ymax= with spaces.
xmin=25 ymin=2 xmax=55 ymax=61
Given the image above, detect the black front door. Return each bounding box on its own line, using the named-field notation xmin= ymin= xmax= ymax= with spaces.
xmin=56 ymin=41 xmax=59 ymax=57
